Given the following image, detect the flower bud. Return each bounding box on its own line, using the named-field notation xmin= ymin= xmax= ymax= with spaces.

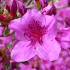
xmin=10 ymin=0 xmax=17 ymax=17
xmin=68 ymin=0 xmax=70 ymax=6
xmin=42 ymin=1 xmax=56 ymax=15
xmin=17 ymin=1 xmax=27 ymax=16
xmin=39 ymin=0 xmax=48 ymax=9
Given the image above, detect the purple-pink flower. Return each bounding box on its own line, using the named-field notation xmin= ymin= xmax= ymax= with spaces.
xmin=54 ymin=0 xmax=68 ymax=8
xmin=0 ymin=35 xmax=12 ymax=49
xmin=56 ymin=27 xmax=70 ymax=49
xmin=9 ymin=9 xmax=61 ymax=62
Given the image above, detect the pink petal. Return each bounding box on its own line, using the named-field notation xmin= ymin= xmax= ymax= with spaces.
xmin=36 ymin=34 xmax=61 ymax=61
xmin=9 ymin=9 xmax=38 ymax=41
xmin=9 ymin=18 xmax=23 ymax=32
xmin=54 ymin=0 xmax=68 ymax=8
xmin=56 ymin=28 xmax=70 ymax=49
xmin=60 ymin=41 xmax=70 ymax=49
xmin=9 ymin=18 xmax=26 ymax=41
xmin=0 ymin=35 xmax=12 ymax=49
xmin=43 ymin=16 xmax=57 ymax=41
xmin=11 ymin=41 xmax=36 ymax=62
xmin=45 ymin=15 xmax=57 ymax=30
xmin=36 ymin=39 xmax=61 ymax=61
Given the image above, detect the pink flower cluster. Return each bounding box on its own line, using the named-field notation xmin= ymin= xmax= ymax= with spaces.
xmin=0 ymin=0 xmax=70 ymax=70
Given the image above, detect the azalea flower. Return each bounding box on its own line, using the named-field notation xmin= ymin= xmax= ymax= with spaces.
xmin=19 ymin=63 xmax=32 ymax=70
xmin=54 ymin=0 xmax=68 ymax=8
xmin=9 ymin=9 xmax=61 ymax=62
xmin=56 ymin=27 xmax=70 ymax=49
xmin=56 ymin=7 xmax=70 ymax=27
xmin=0 ymin=35 xmax=12 ymax=49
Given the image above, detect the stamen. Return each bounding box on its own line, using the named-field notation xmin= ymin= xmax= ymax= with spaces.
xmin=24 ymin=19 xmax=46 ymax=44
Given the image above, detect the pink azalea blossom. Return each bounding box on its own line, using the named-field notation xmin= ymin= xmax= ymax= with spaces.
xmin=38 ymin=50 xmax=70 ymax=70
xmin=19 ymin=63 xmax=32 ymax=70
xmin=56 ymin=27 xmax=70 ymax=49
xmin=54 ymin=0 xmax=68 ymax=8
xmin=55 ymin=7 xmax=70 ymax=29
xmin=56 ymin=15 xmax=66 ymax=29
xmin=56 ymin=8 xmax=70 ymax=19
xmin=9 ymin=9 xmax=61 ymax=62
xmin=0 ymin=35 xmax=12 ymax=49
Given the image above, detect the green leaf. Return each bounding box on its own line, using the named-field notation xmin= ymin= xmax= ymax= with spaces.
xmin=5 ymin=27 xmax=10 ymax=36
xmin=2 ymin=62 xmax=5 ymax=67
xmin=21 ymin=61 xmax=29 ymax=65
xmin=7 ymin=32 xmax=15 ymax=49
xmin=57 ymin=20 xmax=61 ymax=22
xmin=23 ymin=0 xmax=27 ymax=2
xmin=7 ymin=44 xmax=12 ymax=49
xmin=35 ymin=0 xmax=41 ymax=10
xmin=6 ymin=63 xmax=11 ymax=70
xmin=4 ymin=9 xmax=9 ymax=14
xmin=37 ymin=60 xmax=40 ymax=66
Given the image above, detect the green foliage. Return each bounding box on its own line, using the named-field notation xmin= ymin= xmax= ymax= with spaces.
xmin=23 ymin=0 xmax=27 ymax=2
xmin=35 ymin=0 xmax=41 ymax=10
xmin=6 ymin=63 xmax=11 ymax=70
xmin=5 ymin=27 xmax=10 ymax=36
xmin=4 ymin=9 xmax=9 ymax=14
xmin=7 ymin=32 xmax=15 ymax=49
xmin=2 ymin=62 xmax=5 ymax=67
xmin=21 ymin=61 xmax=29 ymax=65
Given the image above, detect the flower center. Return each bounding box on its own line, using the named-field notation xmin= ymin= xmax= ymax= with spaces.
xmin=24 ymin=19 xmax=46 ymax=44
